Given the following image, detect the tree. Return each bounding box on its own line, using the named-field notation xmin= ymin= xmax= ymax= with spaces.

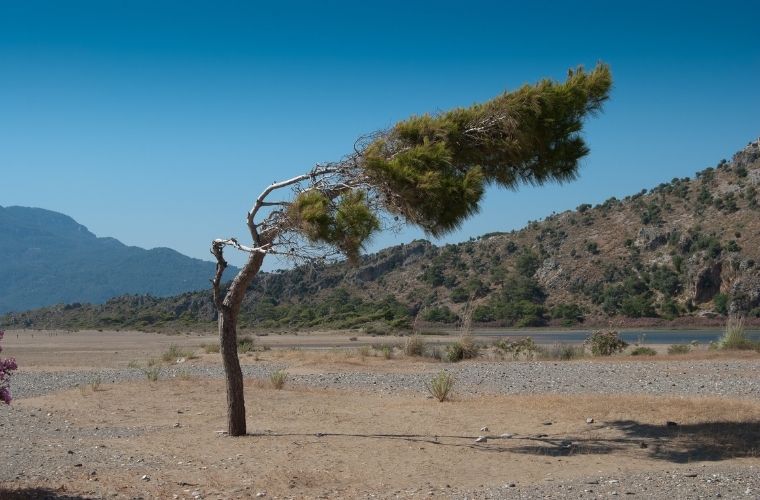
xmin=211 ymin=64 xmax=612 ymax=435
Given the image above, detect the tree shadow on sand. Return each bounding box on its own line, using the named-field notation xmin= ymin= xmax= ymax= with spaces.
xmin=507 ymin=420 xmax=760 ymax=463
xmin=0 ymin=488 xmax=91 ymax=500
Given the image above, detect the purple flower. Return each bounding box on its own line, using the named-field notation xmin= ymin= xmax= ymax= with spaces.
xmin=0 ymin=386 xmax=11 ymax=404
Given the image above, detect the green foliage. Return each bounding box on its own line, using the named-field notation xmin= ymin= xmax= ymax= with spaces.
xmin=640 ymin=202 xmax=662 ymax=225
xmin=630 ymin=346 xmax=657 ymax=356
xmin=551 ymin=303 xmax=585 ymax=323
xmin=496 ymin=337 xmax=539 ymax=360
xmin=515 ymin=250 xmax=540 ymax=277
xmin=445 ymin=336 xmax=479 ymax=362
xmin=363 ymin=64 xmax=612 ymax=236
xmin=288 ymin=190 xmax=380 ymax=262
xmin=667 ymin=344 xmax=691 ymax=355
xmin=713 ymin=293 xmax=729 ymax=315
xmin=649 ymin=266 xmax=681 ymax=296
xmin=421 ymin=305 xmax=458 ymax=324
xmin=585 ymin=330 xmax=628 ymax=356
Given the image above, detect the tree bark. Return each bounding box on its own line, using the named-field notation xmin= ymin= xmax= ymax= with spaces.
xmin=219 ymin=305 xmax=246 ymax=435
xmin=216 ymin=249 xmax=267 ymax=436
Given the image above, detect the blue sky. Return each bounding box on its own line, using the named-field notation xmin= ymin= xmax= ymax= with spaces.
xmin=1 ymin=1 xmax=758 ymax=269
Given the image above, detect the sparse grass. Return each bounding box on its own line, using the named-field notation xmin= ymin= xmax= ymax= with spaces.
xmin=202 ymin=343 xmax=221 ymax=354
xmin=630 ymin=346 xmax=657 ymax=356
xmin=143 ymin=365 xmax=161 ymax=382
xmin=425 ymin=370 xmax=455 ymax=402
xmin=146 ymin=357 xmax=159 ymax=367
xmin=539 ymin=343 xmax=585 ymax=361
xmin=446 ymin=335 xmax=478 ymax=362
xmin=127 ymin=359 xmax=141 ymax=369
xmin=403 ymin=335 xmax=426 ymax=357
xmin=719 ymin=315 xmax=757 ymax=350
xmin=358 ymin=345 xmax=371 ymax=358
xmin=90 ymin=375 xmax=103 ymax=391
xmin=175 ymin=369 xmax=193 ymax=381
xmin=668 ymin=344 xmax=691 ymax=355
xmin=381 ymin=345 xmax=393 ymax=359
xmin=269 ymin=370 xmax=287 ymax=389
xmin=161 ymin=344 xmax=194 ymax=362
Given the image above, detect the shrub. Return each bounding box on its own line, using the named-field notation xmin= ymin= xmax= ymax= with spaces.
xmin=358 ymin=345 xmax=371 ymax=358
xmin=143 ymin=365 xmax=161 ymax=382
xmin=403 ymin=335 xmax=426 ymax=357
xmin=714 ymin=293 xmax=729 ymax=315
xmin=161 ymin=344 xmax=193 ymax=362
xmin=539 ymin=343 xmax=584 ymax=361
xmin=446 ymin=336 xmax=478 ymax=362
xmin=585 ymin=330 xmax=628 ymax=356
xmin=238 ymin=336 xmax=256 ymax=353
xmin=496 ymin=337 xmax=539 ymax=360
xmin=269 ymin=370 xmax=287 ymax=389
xmin=630 ymin=346 xmax=657 ymax=356
xmin=425 ymin=370 xmax=455 ymax=402
xmin=667 ymin=344 xmax=691 ymax=355
xmin=380 ymin=345 xmax=393 ymax=359
xmin=719 ymin=315 xmax=755 ymax=350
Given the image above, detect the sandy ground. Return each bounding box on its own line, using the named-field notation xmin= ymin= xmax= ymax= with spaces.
xmin=1 ymin=330 xmax=759 ymax=499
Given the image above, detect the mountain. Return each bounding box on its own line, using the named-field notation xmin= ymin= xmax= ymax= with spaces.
xmin=0 ymin=206 xmax=235 ymax=314
xmin=4 ymin=138 xmax=760 ymax=331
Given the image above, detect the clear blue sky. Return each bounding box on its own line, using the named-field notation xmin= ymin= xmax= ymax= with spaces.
xmin=2 ymin=0 xmax=758 ymax=269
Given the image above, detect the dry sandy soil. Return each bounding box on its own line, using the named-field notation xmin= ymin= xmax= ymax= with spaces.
xmin=1 ymin=330 xmax=759 ymax=499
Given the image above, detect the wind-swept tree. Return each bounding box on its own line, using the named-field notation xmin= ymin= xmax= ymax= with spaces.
xmin=211 ymin=64 xmax=612 ymax=435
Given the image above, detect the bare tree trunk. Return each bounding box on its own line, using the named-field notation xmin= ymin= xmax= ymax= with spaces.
xmin=212 ymin=248 xmax=267 ymax=436
xmin=219 ymin=305 xmax=246 ymax=435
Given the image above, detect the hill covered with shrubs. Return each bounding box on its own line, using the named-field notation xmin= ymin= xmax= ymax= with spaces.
xmin=4 ymin=138 xmax=760 ymax=332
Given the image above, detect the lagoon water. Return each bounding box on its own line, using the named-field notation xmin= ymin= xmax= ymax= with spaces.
xmin=478 ymin=329 xmax=760 ymax=345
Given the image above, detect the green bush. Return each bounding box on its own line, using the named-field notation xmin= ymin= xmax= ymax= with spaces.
xmin=667 ymin=344 xmax=691 ymax=355
xmin=630 ymin=346 xmax=657 ymax=356
xmin=585 ymin=330 xmax=628 ymax=356
xmin=446 ymin=336 xmax=478 ymax=362
xmin=238 ymin=336 xmax=256 ymax=353
xmin=719 ymin=315 xmax=756 ymax=350
xmin=496 ymin=337 xmax=538 ymax=360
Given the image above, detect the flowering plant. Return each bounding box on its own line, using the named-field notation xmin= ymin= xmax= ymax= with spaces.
xmin=0 ymin=330 xmax=18 ymax=404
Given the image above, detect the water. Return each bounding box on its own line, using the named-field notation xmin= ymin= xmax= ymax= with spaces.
xmin=475 ymin=329 xmax=760 ymax=345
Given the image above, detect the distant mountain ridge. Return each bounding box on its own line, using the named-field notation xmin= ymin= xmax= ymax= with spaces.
xmin=0 ymin=206 xmax=234 ymax=313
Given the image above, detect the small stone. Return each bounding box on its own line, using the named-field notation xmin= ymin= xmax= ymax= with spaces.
xmin=508 ymin=483 xmax=516 ymax=488
xmin=256 ymin=492 xmax=267 ymax=498
xmin=586 ymin=417 xmax=595 ymax=424
xmin=683 ymin=473 xmax=698 ymax=478
xmin=542 ymin=421 xmax=553 ymax=426
xmin=640 ymin=442 xmax=648 ymax=449
xmin=141 ymin=474 xmax=150 ymax=481
xmin=480 ymin=426 xmax=489 ymax=432
xmin=500 ymin=433 xmax=513 ymax=439
xmin=174 ymin=422 xmax=181 ymax=428
xmin=666 ymin=421 xmax=678 ymax=427
xmin=475 ymin=436 xmax=487 ymax=443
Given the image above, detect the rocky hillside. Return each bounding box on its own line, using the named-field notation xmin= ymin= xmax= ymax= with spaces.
xmin=4 ymin=138 xmax=760 ymax=331
xmin=0 ymin=206 xmax=236 ymax=314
